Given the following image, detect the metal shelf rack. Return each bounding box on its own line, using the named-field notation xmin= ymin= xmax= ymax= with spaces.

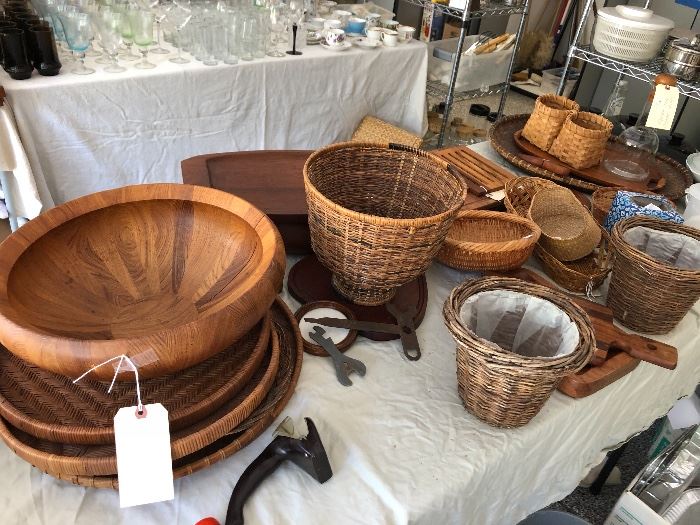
xmin=557 ymin=0 xmax=700 ymax=101
xmin=405 ymin=0 xmax=530 ymax=147
xmin=426 ymin=80 xmax=507 ymax=101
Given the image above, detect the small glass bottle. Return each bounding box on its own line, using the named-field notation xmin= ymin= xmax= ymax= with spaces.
xmin=602 ymin=78 xmax=629 ymax=118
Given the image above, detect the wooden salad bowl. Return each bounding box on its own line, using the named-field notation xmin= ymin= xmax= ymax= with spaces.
xmin=0 ymin=184 xmax=285 ymax=380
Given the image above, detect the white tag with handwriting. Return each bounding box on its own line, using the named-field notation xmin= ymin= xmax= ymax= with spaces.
xmin=646 ymin=85 xmax=679 ymax=130
xmin=114 ymin=403 xmax=174 ymax=508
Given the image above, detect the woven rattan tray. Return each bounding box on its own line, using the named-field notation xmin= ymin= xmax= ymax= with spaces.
xmin=0 ymin=321 xmax=282 ymax=477
xmin=4 ymin=297 xmax=304 ymax=488
xmin=0 ymin=314 xmax=271 ymax=445
xmin=490 ymin=114 xmax=693 ymax=199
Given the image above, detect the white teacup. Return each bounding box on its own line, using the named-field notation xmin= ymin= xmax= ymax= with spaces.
xmin=332 ymin=9 xmax=352 ymax=28
xmin=366 ymin=13 xmax=381 ymax=29
xmin=381 ymin=19 xmax=399 ymax=30
xmin=382 ymin=28 xmax=398 ymax=47
xmin=324 ymin=28 xmax=346 ymax=47
xmin=323 ymin=19 xmax=342 ymax=30
xmin=397 ymin=25 xmax=415 ymax=43
xmin=309 ymin=17 xmax=326 ymax=30
xmin=366 ymin=27 xmax=382 ymax=43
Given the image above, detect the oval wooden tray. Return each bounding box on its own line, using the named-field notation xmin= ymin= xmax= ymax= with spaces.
xmin=0 ymin=183 xmax=286 ymax=379
xmin=0 ymin=314 xmax=271 ymax=445
xmin=0 ymin=320 xmax=282 ymax=477
xmin=4 ymin=297 xmax=304 ymax=488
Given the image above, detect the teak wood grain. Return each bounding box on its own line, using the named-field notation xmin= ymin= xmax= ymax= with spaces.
xmin=0 ymin=184 xmax=285 ymax=380
xmin=181 ymin=150 xmax=313 ymax=254
xmin=513 ymin=130 xmax=666 ymax=193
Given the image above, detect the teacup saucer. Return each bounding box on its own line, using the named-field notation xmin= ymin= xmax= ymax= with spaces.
xmin=320 ymin=41 xmax=353 ymax=52
xmin=354 ymin=37 xmax=381 ymax=49
xmin=346 ymin=32 xmax=365 ymax=37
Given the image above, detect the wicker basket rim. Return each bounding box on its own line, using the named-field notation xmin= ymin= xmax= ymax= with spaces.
xmin=612 ymin=216 xmax=700 ymax=276
xmin=444 ymin=210 xmax=542 ymax=248
xmin=303 ymin=141 xmax=466 ymax=227
xmin=537 ymin=94 xmax=580 ymax=112
xmin=564 ymin=112 xmax=614 ymax=134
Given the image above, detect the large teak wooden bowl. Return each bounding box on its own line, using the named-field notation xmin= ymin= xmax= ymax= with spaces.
xmin=0 ymin=184 xmax=285 ymax=379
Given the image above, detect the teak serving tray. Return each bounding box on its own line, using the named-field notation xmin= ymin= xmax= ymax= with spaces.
xmin=492 ymin=268 xmax=677 ymax=398
xmin=513 ymin=130 xmax=666 ymax=193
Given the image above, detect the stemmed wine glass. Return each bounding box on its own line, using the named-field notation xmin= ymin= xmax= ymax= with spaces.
xmin=117 ymin=6 xmax=139 ymax=61
xmin=60 ymin=12 xmax=95 ymax=74
xmin=150 ymin=0 xmax=170 ymax=54
xmin=267 ymin=3 xmax=285 ymax=58
xmin=167 ymin=0 xmax=191 ymax=64
xmin=129 ymin=8 xmax=156 ymax=68
xmin=99 ymin=11 xmax=126 ymax=72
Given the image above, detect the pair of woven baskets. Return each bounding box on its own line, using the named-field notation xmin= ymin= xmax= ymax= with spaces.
xmin=304 ymin=142 xmax=466 ymax=305
xmin=436 ymin=210 xmax=541 ymax=271
xmin=505 ymin=177 xmax=612 ymax=293
xmin=607 ymin=216 xmax=700 ymax=334
xmin=444 ymin=277 xmax=595 ymax=428
xmin=522 ymin=94 xmax=613 ymax=169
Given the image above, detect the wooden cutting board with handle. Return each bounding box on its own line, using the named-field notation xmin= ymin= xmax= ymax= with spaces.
xmin=513 ymin=130 xmax=666 ymax=193
xmin=490 ymin=268 xmax=678 ymax=398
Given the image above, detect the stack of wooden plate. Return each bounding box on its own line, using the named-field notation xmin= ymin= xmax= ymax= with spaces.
xmin=0 ymin=184 xmax=303 ymax=487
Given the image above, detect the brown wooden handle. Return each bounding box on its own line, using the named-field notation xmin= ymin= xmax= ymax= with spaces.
xmin=590 ymin=348 xmax=608 ymax=367
xmin=608 ymin=337 xmax=677 ymax=370
xmin=517 ymin=153 xmax=572 ymax=177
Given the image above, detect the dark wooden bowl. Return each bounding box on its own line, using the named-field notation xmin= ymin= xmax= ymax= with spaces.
xmin=0 ymin=184 xmax=285 ymax=379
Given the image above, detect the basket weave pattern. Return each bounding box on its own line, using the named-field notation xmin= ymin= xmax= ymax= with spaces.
xmin=607 ymin=216 xmax=700 ymax=334
xmin=521 ymin=94 xmax=580 ymax=151
xmin=304 ymin=142 xmax=465 ymax=305
xmin=351 ymin=116 xmax=423 ymax=149
xmin=549 ymin=112 xmax=613 ymax=169
xmin=528 ymin=187 xmax=601 ymax=261
xmin=444 ymin=277 xmax=594 ymax=428
xmin=437 ymin=210 xmax=540 ymax=271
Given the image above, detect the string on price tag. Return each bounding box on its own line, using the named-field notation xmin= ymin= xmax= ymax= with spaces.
xmin=74 ymin=355 xmax=174 ymax=508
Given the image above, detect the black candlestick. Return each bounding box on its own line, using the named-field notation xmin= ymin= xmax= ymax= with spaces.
xmin=286 ymin=23 xmax=302 ymax=56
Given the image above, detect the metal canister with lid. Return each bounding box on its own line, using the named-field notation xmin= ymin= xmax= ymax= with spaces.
xmin=663 ymin=35 xmax=700 ymax=82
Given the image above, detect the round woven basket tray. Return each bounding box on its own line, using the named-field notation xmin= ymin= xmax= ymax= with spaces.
xmin=0 ymin=320 xmax=283 ymax=477
xmin=14 ymin=297 xmax=304 ymax=489
xmin=0 ymin=314 xmax=271 ymax=446
xmin=490 ymin=114 xmax=693 ymax=199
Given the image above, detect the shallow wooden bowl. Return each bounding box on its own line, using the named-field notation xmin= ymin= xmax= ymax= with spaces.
xmin=0 ymin=184 xmax=285 ymax=379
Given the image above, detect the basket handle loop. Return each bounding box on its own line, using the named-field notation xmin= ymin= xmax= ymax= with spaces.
xmin=388 ymin=142 xmax=426 ymax=156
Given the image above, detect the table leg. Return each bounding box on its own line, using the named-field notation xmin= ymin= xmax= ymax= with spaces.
xmin=590 ymin=443 xmax=627 ymax=495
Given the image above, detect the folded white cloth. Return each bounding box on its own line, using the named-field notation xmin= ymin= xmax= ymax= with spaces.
xmin=0 ymin=101 xmax=42 ymax=220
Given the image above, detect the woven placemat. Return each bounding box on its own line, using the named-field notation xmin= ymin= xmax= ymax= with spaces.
xmin=0 ymin=314 xmax=282 ymax=477
xmin=489 ymin=114 xmax=693 ymax=200
xmin=22 ymin=297 xmax=303 ymax=488
xmin=0 ymin=314 xmax=271 ymax=445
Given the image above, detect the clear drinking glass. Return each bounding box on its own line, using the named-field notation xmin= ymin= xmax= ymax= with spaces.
xmin=168 ymin=0 xmax=191 ymax=63
xmin=90 ymin=6 xmax=111 ymax=63
xmin=150 ymin=0 xmax=170 ymax=54
xmin=129 ymin=9 xmax=156 ymax=68
xmin=223 ymin=9 xmax=239 ymax=64
xmin=60 ymin=12 xmax=95 ymax=74
xmin=100 ymin=11 xmax=126 ymax=72
xmin=267 ymin=3 xmax=284 ymax=57
xmin=118 ymin=7 xmax=140 ymax=61
xmin=239 ymin=11 xmax=256 ymax=61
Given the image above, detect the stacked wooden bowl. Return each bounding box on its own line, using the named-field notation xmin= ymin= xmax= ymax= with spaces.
xmin=0 ymin=184 xmax=303 ymax=487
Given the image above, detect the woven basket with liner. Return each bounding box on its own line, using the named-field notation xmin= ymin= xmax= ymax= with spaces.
xmin=351 ymin=116 xmax=423 ymax=149
xmin=506 ymin=177 xmax=612 ymax=292
xmin=521 ymin=94 xmax=580 ymax=151
xmin=443 ymin=277 xmax=594 ymax=428
xmin=549 ymin=112 xmax=613 ymax=169
xmin=437 ymin=210 xmax=541 ymax=271
xmin=607 ymin=216 xmax=700 ymax=334
xmin=528 ymin=186 xmax=602 ymax=261
xmin=304 ymin=141 xmax=466 ymax=306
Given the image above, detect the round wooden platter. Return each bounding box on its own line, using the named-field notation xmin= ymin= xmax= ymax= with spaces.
xmin=0 ymin=314 xmax=271 ymax=445
xmin=0 ymin=183 xmax=286 ymax=379
xmin=295 ymin=301 xmax=358 ymax=356
xmin=12 ymin=297 xmax=304 ymax=489
xmin=287 ymin=255 xmax=428 ymax=341
xmin=0 ymin=312 xmax=283 ymax=477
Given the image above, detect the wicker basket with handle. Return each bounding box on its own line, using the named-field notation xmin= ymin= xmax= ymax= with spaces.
xmin=437 ymin=210 xmax=540 ymax=271
xmin=607 ymin=216 xmax=700 ymax=334
xmin=549 ymin=112 xmax=613 ymax=169
xmin=443 ymin=277 xmax=594 ymax=428
xmin=521 ymin=94 xmax=580 ymax=151
xmin=304 ymin=142 xmax=466 ymax=305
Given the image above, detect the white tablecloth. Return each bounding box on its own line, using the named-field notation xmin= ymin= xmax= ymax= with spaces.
xmin=1 ymin=40 xmax=427 ymax=206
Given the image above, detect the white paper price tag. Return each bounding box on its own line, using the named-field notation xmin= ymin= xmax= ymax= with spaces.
xmin=114 ymin=403 xmax=174 ymax=508
xmin=646 ymin=85 xmax=679 ymax=131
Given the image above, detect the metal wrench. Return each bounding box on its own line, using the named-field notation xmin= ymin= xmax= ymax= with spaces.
xmin=309 ymin=326 xmax=366 ymax=387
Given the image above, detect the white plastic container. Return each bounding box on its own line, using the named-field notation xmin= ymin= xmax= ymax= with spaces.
xmin=593 ymin=6 xmax=674 ymax=63
xmin=684 ymin=184 xmax=700 ymax=229
xmin=428 ymin=36 xmax=514 ymax=93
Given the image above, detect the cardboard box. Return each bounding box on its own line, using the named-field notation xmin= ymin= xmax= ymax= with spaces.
xmin=420 ymin=4 xmax=445 ymax=42
xmin=442 ymin=18 xmax=461 ymax=40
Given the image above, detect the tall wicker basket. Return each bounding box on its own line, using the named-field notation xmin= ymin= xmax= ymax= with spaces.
xmin=607 ymin=216 xmax=700 ymax=334
xmin=304 ymin=142 xmax=466 ymax=305
xmin=549 ymin=112 xmax=613 ymax=169
xmin=521 ymin=94 xmax=580 ymax=151
xmin=444 ymin=277 xmax=595 ymax=428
